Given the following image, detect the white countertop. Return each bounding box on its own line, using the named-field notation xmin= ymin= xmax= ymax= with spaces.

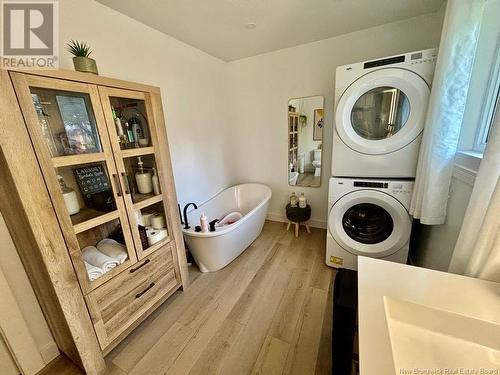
xmin=358 ymin=256 xmax=500 ymax=375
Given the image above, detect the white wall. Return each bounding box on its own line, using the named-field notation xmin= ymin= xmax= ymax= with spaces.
xmin=225 ymin=11 xmax=445 ymax=227
xmin=410 ymin=172 xmax=474 ymax=271
xmin=0 ymin=212 xmax=58 ymax=365
xmin=58 ymin=0 xmax=232 ymax=207
xmin=0 ymin=334 xmax=19 ymax=375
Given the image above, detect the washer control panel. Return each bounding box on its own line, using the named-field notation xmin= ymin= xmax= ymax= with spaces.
xmin=330 ymin=177 xmax=414 ymax=208
xmin=351 ymin=180 xmax=412 ymax=195
xmin=391 ymin=183 xmax=412 ymax=195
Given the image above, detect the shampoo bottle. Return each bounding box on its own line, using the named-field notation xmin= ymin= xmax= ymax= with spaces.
xmin=290 ymin=192 xmax=298 ymax=207
xmin=200 ymin=213 xmax=209 ymax=233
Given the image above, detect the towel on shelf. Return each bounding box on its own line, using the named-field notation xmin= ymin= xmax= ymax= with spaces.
xmin=97 ymin=238 xmax=128 ymax=264
xmin=84 ymin=261 xmax=104 ymax=281
xmin=82 ymin=246 xmax=119 ymax=273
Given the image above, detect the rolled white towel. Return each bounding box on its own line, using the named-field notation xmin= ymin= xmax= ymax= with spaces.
xmin=82 ymin=246 xmax=119 ymax=273
xmin=96 ymin=238 xmax=128 ymax=264
xmin=84 ymin=261 xmax=103 ymax=281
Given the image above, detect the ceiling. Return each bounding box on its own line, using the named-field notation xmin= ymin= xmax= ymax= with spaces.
xmin=96 ymin=0 xmax=445 ymax=61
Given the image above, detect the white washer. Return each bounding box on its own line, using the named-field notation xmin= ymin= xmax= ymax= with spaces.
xmin=332 ymin=49 xmax=437 ymax=178
xmin=326 ymin=177 xmax=413 ymax=270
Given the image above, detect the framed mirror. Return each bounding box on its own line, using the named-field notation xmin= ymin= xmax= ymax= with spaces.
xmin=288 ymin=96 xmax=324 ymax=187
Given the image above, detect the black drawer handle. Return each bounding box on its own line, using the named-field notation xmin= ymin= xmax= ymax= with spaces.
xmin=135 ymin=282 xmax=155 ymax=299
xmin=129 ymin=259 xmax=150 ymax=273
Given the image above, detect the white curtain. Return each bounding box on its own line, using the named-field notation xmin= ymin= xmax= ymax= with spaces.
xmin=448 ymin=94 xmax=500 ymax=282
xmin=410 ymin=0 xmax=485 ymax=224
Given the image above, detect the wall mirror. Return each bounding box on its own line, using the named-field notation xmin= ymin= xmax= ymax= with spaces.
xmin=288 ymin=96 xmax=324 ymax=187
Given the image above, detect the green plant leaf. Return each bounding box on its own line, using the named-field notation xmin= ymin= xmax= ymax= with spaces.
xmin=66 ymin=40 xmax=93 ymax=57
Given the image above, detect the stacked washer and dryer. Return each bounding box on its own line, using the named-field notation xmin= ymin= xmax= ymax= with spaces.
xmin=326 ymin=49 xmax=438 ymax=270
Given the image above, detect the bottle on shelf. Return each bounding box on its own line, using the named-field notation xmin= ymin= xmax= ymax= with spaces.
xmin=135 ymin=156 xmax=153 ymax=194
xmin=124 ymin=121 xmax=134 ymax=148
xmin=290 ymin=192 xmax=298 ymax=207
xmin=151 ymin=167 xmax=161 ymax=195
xmin=299 ymin=193 xmax=307 ymax=208
xmin=112 ymin=107 xmax=129 ymax=148
xmin=131 ymin=122 xmax=142 ymax=148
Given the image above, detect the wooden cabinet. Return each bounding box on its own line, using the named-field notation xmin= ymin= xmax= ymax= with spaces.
xmin=87 ymin=243 xmax=177 ymax=350
xmin=0 ymin=69 xmax=188 ymax=373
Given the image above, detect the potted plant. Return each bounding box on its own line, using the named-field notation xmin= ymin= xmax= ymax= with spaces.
xmin=67 ymin=40 xmax=98 ymax=75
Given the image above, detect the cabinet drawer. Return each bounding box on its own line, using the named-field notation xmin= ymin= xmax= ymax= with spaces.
xmin=86 ymin=244 xmax=180 ymax=349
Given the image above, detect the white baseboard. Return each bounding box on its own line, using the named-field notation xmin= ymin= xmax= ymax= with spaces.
xmin=267 ymin=213 xmax=327 ymax=229
xmin=39 ymin=341 xmax=59 ymax=364
xmin=452 ymin=163 xmax=477 ymax=186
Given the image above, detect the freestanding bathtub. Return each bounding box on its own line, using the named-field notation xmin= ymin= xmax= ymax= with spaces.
xmin=182 ymin=183 xmax=272 ymax=272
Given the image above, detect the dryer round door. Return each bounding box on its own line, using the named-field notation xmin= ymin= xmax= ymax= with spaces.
xmin=328 ymin=190 xmax=411 ymax=258
xmin=336 ymin=68 xmax=430 ymax=155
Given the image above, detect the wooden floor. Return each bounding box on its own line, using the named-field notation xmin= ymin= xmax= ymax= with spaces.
xmin=44 ymin=221 xmax=336 ymax=375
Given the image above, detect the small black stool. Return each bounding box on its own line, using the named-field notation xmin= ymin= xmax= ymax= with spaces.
xmin=285 ymin=203 xmax=311 ymax=237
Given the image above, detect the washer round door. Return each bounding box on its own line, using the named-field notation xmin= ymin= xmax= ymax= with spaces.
xmin=328 ymin=190 xmax=411 ymax=258
xmin=336 ymin=68 xmax=430 ymax=155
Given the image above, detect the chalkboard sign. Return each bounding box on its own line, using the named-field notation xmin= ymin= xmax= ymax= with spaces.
xmin=73 ymin=164 xmax=116 ymax=212
xmin=73 ymin=164 xmax=110 ymax=201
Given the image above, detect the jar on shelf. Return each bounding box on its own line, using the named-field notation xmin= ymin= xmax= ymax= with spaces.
xmin=57 ymin=175 xmax=80 ymax=215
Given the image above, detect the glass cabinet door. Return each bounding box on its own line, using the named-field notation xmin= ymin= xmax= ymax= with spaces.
xmin=98 ymin=87 xmax=171 ymax=260
xmin=11 ymin=73 xmax=138 ymax=292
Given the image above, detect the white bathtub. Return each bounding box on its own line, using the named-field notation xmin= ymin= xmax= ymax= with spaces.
xmin=182 ymin=183 xmax=272 ymax=272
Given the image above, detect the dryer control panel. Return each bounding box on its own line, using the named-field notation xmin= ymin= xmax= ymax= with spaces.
xmin=408 ymin=49 xmax=438 ymax=66
xmin=334 ymin=48 xmax=438 ymax=100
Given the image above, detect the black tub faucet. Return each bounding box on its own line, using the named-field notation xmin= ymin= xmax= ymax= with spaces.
xmin=209 ymin=219 xmax=219 ymax=232
xmin=183 ymin=202 xmax=198 ymax=229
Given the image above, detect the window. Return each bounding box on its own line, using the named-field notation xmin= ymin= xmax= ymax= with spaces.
xmin=473 ymin=86 xmax=499 ymax=153
xmin=457 ymin=0 xmax=499 ymax=157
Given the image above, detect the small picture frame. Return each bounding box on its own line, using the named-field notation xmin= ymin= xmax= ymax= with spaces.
xmin=56 ymin=95 xmax=101 ymax=155
xmin=313 ymin=108 xmax=324 ymax=141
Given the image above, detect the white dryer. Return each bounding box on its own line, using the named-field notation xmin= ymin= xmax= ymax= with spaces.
xmin=326 ymin=177 xmax=413 ymax=270
xmin=332 ymin=49 xmax=437 ymax=178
